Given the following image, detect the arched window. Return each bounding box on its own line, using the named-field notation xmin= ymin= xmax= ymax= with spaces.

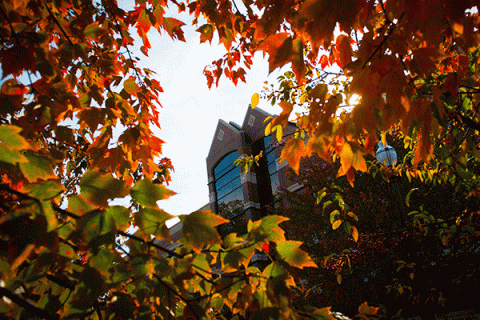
xmin=213 ymin=151 xmax=244 ymax=220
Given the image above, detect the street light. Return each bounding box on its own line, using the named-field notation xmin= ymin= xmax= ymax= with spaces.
xmin=375 ymin=141 xmax=397 ymax=167
xmin=375 ymin=140 xmax=406 ymax=227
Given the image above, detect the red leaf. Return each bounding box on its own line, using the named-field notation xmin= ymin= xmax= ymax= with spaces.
xmin=443 ymin=73 xmax=459 ymax=99
xmin=320 ymin=54 xmax=329 ymax=69
xmin=262 ymin=242 xmax=270 ymax=253
xmin=0 ymin=46 xmax=36 ymax=78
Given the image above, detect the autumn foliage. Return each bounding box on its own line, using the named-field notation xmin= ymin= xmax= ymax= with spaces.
xmin=1 ymin=0 xmax=480 ymax=319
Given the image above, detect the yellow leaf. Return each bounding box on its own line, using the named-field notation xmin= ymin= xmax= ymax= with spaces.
xmin=251 ymin=92 xmax=259 ymax=109
xmin=339 ymin=142 xmax=367 ymax=172
xmin=265 ymin=121 xmax=272 ymax=136
xmin=381 ymin=132 xmax=387 ymax=149
xmin=337 ymin=273 xmax=342 ymax=285
xmin=332 ymin=219 xmax=342 ymax=230
xmin=275 ymin=125 xmax=283 ymax=142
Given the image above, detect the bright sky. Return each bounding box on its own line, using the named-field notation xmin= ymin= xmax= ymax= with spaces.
xmin=133 ymin=8 xmax=283 ymax=217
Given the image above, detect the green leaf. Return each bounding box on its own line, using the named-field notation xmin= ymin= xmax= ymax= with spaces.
xmin=131 ymin=178 xmax=175 ymax=208
xmin=41 ymin=201 xmax=58 ymax=232
xmin=19 ymin=152 xmax=56 ymax=182
xmin=179 ymin=210 xmax=228 ymax=253
xmin=84 ymin=22 xmax=104 ymax=38
xmin=135 ymin=207 xmax=172 ymax=241
xmin=276 ymin=240 xmax=317 ymax=269
xmin=67 ymin=194 xmax=97 ymax=216
xmin=247 ymin=215 xmax=289 ymax=243
xmin=78 ymin=209 xmax=116 ymax=240
xmin=26 ymin=180 xmax=63 ymax=201
xmin=0 ymin=125 xmax=30 ymax=150
xmin=80 ymin=170 xmax=129 ymax=207
xmin=0 ymin=125 xmax=30 ymax=164
xmin=105 ymin=206 xmax=131 ymax=232
xmin=405 ymin=188 xmax=419 ymax=207
xmin=0 ymin=149 xmax=28 ymax=164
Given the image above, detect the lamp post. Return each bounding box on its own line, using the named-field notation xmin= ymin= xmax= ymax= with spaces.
xmin=375 ymin=140 xmax=406 ymax=227
xmin=375 ymin=141 xmax=397 ymax=167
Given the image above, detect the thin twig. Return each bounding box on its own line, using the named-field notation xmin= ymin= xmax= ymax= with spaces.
xmin=43 ymin=1 xmax=74 ymax=46
xmin=362 ymin=12 xmax=405 ymax=69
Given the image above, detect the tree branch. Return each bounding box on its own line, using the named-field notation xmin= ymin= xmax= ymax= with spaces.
xmin=0 ymin=287 xmax=58 ymax=320
xmin=43 ymin=1 xmax=74 ymax=46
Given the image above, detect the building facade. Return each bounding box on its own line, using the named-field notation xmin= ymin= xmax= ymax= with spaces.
xmin=158 ymin=105 xmax=301 ymax=256
xmin=206 ymin=105 xmax=301 ymax=236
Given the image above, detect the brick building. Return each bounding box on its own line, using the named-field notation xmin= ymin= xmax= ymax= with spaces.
xmin=159 ymin=105 xmax=301 ymax=255
xmin=206 ymin=105 xmax=300 ymax=236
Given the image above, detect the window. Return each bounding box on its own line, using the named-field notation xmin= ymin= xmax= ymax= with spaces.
xmin=217 ymin=130 xmax=224 ymax=140
xmin=213 ymin=151 xmax=244 ymax=220
xmin=264 ymin=136 xmax=280 ymax=194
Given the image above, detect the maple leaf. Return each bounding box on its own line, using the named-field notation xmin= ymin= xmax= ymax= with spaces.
xmin=197 ymin=24 xmax=214 ymax=44
xmin=258 ymin=33 xmax=293 ymax=74
xmin=0 ymin=46 xmax=36 ymax=78
xmin=162 ymin=17 xmax=186 ymax=41
xmin=358 ymin=302 xmax=379 ymax=316
xmin=80 ymin=170 xmax=129 ymax=207
xmin=179 ymin=210 xmax=228 ymax=253
xmin=336 ymin=142 xmax=368 ymax=186
xmin=276 ymin=240 xmax=317 ymax=269
xmin=319 ymin=54 xmax=329 ymax=69
xmin=131 ymin=177 xmax=175 ymax=208
xmin=280 ymin=138 xmax=306 ymax=174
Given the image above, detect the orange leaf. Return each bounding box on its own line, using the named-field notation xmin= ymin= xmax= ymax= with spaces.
xmin=196 ymin=24 xmax=214 ymax=43
xmin=280 ymin=138 xmax=306 ymax=174
xmin=339 ymin=142 xmax=367 ymax=172
xmin=351 ymin=226 xmax=359 ymax=242
xmin=162 ymin=17 xmax=186 ymax=41
xmin=358 ymin=302 xmax=379 ymax=316
xmin=258 ymin=33 xmax=293 ymax=74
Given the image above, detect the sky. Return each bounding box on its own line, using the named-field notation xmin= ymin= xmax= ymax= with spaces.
xmin=133 ymin=7 xmax=283 ymax=218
